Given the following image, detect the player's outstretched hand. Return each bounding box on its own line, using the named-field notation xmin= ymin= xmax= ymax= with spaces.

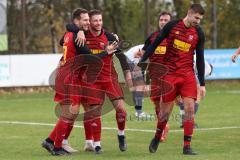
xmin=106 ymin=41 xmax=118 ymax=55
xmin=200 ymin=86 xmax=206 ymax=99
xmin=76 ymin=30 xmax=86 ymax=47
xmin=134 ymin=49 xmax=144 ymax=58
xmin=231 ymin=53 xmax=238 ymax=63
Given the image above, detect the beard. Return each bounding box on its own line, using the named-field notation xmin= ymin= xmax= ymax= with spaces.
xmin=91 ymin=25 xmax=101 ymax=32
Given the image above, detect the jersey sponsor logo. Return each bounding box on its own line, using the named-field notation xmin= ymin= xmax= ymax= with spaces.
xmin=154 ymin=46 xmax=166 ymax=55
xmin=173 ymin=39 xmax=191 ymax=52
xmin=91 ymin=49 xmax=104 ymax=54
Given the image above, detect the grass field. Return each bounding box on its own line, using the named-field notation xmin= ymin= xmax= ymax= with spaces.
xmin=0 ymin=82 xmax=240 ymax=160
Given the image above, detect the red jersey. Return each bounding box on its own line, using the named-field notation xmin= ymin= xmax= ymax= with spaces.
xmin=141 ymin=19 xmax=205 ymax=85
xmin=163 ymin=20 xmax=201 ymax=73
xmin=142 ymin=31 xmax=168 ymax=79
xmin=85 ymin=29 xmax=128 ymax=81
xmin=143 ymin=31 xmax=167 ymax=64
xmin=60 ymin=32 xmax=77 ymax=65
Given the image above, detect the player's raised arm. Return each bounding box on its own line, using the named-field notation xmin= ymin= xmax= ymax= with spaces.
xmin=139 ymin=20 xmax=175 ymax=62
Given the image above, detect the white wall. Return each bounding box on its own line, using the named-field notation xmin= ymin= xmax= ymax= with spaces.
xmin=0 ymin=54 xmax=61 ymax=87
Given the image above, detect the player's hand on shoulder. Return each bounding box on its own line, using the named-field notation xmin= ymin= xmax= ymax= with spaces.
xmin=76 ymin=30 xmax=86 ymax=47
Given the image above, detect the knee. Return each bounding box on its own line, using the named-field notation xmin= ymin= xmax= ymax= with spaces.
xmin=113 ymin=100 xmax=126 ymax=113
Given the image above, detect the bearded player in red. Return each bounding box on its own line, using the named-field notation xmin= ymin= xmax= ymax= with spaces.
xmin=41 ymin=8 xmax=117 ymax=156
xmin=66 ymin=9 xmax=131 ymax=153
xmin=140 ymin=4 xmax=206 ymax=155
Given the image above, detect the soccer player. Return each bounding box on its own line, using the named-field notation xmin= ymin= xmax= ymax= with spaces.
xmin=124 ymin=46 xmax=152 ymax=119
xmin=231 ymin=46 xmax=240 ymax=63
xmin=66 ymin=9 xmax=131 ymax=153
xmin=41 ymin=8 xmax=117 ymax=156
xmin=135 ymin=11 xmax=172 ymax=141
xmin=139 ymin=4 xmax=206 ymax=155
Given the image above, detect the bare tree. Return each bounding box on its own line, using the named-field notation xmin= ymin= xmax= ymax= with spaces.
xmin=47 ymin=0 xmax=58 ymax=53
xmin=211 ymin=0 xmax=217 ymax=48
xmin=21 ymin=0 xmax=27 ymax=53
xmin=144 ymin=0 xmax=150 ymax=38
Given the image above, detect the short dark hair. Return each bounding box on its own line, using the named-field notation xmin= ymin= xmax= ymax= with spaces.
xmin=158 ymin=11 xmax=172 ymax=19
xmin=189 ymin=4 xmax=205 ymax=15
xmin=72 ymin=8 xmax=88 ymax=20
xmin=89 ymin=9 xmax=102 ymax=18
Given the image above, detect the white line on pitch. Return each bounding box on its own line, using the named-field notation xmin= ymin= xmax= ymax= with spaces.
xmin=0 ymin=121 xmax=240 ymax=133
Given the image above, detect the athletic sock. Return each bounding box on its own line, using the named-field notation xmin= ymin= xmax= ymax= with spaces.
xmin=93 ymin=141 xmax=101 ymax=148
xmin=116 ymin=111 xmax=126 ymax=131
xmin=84 ymin=120 xmax=93 ymax=140
xmin=48 ymin=124 xmax=57 ymax=141
xmin=183 ymin=119 xmax=194 ymax=147
xmin=64 ymin=122 xmax=74 ymax=140
xmin=118 ymin=130 xmax=125 ymax=136
xmin=135 ymin=105 xmax=142 ymax=115
xmin=92 ymin=117 xmax=101 ymax=142
xmin=155 ymin=120 xmax=167 ymax=139
xmin=54 ymin=119 xmax=70 ymax=148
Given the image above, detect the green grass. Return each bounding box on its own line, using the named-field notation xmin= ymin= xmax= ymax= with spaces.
xmin=0 ymin=82 xmax=240 ymax=160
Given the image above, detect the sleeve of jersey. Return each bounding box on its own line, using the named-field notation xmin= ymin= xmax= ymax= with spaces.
xmin=196 ymin=27 xmax=205 ymax=86
xmin=105 ymin=32 xmax=130 ymax=71
xmin=73 ymin=34 xmax=108 ymax=58
xmin=142 ymin=33 xmax=154 ymax=51
xmin=66 ymin=23 xmax=81 ymax=33
xmin=140 ymin=21 xmax=174 ymax=62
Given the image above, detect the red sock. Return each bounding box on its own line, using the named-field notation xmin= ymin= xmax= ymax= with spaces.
xmin=84 ymin=119 xmax=93 ymax=140
xmin=92 ymin=117 xmax=101 ymax=142
xmin=183 ymin=119 xmax=194 ymax=147
xmin=54 ymin=119 xmax=70 ymax=148
xmin=116 ymin=111 xmax=126 ymax=131
xmin=49 ymin=124 xmax=57 ymax=141
xmin=155 ymin=120 xmax=167 ymax=139
xmin=64 ymin=122 xmax=74 ymax=140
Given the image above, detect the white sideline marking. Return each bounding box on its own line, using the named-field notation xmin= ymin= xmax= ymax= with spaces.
xmin=1 ymin=121 xmax=240 ymax=133
xmin=213 ymin=90 xmax=240 ymax=94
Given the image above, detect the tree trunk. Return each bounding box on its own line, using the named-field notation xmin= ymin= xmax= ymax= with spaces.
xmin=211 ymin=0 xmax=217 ymax=48
xmin=21 ymin=0 xmax=27 ymax=53
xmin=144 ymin=0 xmax=150 ymax=38
xmin=47 ymin=0 xmax=58 ymax=53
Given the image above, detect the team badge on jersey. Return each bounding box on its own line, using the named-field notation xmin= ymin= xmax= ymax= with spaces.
xmin=64 ymin=37 xmax=69 ymax=43
xmin=175 ymin=31 xmax=180 ymax=35
xmin=188 ymin=35 xmax=194 ymax=41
